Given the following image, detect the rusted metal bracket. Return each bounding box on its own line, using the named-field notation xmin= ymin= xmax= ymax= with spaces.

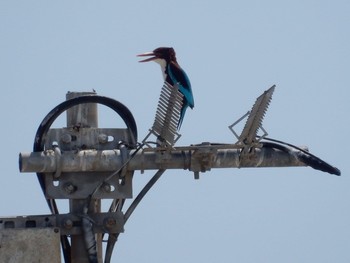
xmin=0 ymin=211 xmax=124 ymax=236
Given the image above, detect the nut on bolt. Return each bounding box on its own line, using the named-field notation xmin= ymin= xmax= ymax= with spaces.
xmin=61 ymin=133 xmax=72 ymax=144
xmin=102 ymin=183 xmax=112 ymax=193
xmin=98 ymin=133 xmax=108 ymax=144
xmin=63 ymin=219 xmax=73 ymax=229
xmin=64 ymin=182 xmax=77 ymax=194
xmin=104 ymin=217 xmax=117 ymax=228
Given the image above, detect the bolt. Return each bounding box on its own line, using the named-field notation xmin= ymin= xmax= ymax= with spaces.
xmin=64 ymin=183 xmax=77 ymax=194
xmin=105 ymin=217 xmax=116 ymax=228
xmin=102 ymin=183 xmax=111 ymax=193
xmin=194 ymin=171 xmax=200 ymax=180
xmin=98 ymin=133 xmax=108 ymax=144
xmin=63 ymin=219 xmax=73 ymax=229
xmin=61 ymin=133 xmax=72 ymax=144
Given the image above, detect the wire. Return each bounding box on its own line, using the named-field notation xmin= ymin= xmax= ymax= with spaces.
xmin=90 ymin=142 xmax=144 ymax=200
xmin=104 ymin=169 xmax=166 ymax=263
xmin=90 ymin=141 xmax=144 ymax=249
xmin=258 ymin=136 xmax=341 ymax=175
xmin=102 ymin=140 xmax=161 ymax=263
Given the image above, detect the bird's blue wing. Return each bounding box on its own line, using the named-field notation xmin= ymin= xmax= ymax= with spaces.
xmin=167 ymin=62 xmax=194 ymax=108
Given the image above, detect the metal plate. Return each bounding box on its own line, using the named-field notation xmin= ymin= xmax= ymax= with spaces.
xmin=0 ymin=228 xmax=61 ymax=263
xmin=0 ymin=212 xmax=124 ymax=235
xmin=46 ymin=128 xmax=133 ymax=151
xmin=44 ymin=171 xmax=133 ymax=199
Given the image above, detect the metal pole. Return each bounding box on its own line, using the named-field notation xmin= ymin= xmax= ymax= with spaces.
xmin=19 ymin=146 xmax=308 ymax=174
xmin=66 ymin=92 xmax=98 ymax=128
xmin=66 ymin=92 xmax=102 ymax=263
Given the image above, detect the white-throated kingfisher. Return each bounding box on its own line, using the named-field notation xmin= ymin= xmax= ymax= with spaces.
xmin=138 ymin=47 xmax=194 ymax=129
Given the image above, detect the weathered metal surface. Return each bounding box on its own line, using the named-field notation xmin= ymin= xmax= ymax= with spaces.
xmin=66 ymin=91 xmax=98 ymax=128
xmin=50 ymin=170 xmax=132 ymax=199
xmin=0 ymin=228 xmax=61 ymax=263
xmin=0 ymin=212 xmax=124 ymax=236
xmin=20 ymin=144 xmax=306 ymax=174
xmin=47 ymin=128 xmax=133 ymax=151
xmin=65 ymin=91 xmax=101 ymax=263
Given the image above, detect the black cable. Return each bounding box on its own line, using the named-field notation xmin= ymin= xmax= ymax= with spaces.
xmin=124 ymin=169 xmax=166 ymax=222
xmin=91 ymin=140 xmax=145 ymax=256
xmin=90 ymin=142 xmax=144 ymax=200
xmin=258 ymin=136 xmax=341 ymax=176
xmin=104 ymin=169 xmax=166 ymax=263
xmin=94 ymin=141 xmax=145 ymax=249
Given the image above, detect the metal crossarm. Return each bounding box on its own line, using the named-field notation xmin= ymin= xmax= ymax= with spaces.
xmin=11 ymin=87 xmax=342 ymax=263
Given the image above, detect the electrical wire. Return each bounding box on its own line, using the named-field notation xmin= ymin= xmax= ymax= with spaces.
xmin=101 ymin=140 xmax=162 ymax=263
xmin=90 ymin=142 xmax=144 ymax=200
xmin=258 ymin=136 xmax=341 ymax=175
xmin=104 ymin=169 xmax=166 ymax=263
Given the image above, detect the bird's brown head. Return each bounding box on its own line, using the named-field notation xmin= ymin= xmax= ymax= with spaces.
xmin=138 ymin=47 xmax=177 ymax=63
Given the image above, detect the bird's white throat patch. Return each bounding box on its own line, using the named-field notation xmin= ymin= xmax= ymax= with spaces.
xmin=153 ymin=58 xmax=167 ymax=80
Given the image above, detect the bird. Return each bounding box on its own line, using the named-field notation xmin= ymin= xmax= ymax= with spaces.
xmin=138 ymin=47 xmax=194 ymax=129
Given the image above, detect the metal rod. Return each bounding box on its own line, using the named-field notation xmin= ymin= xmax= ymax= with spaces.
xmin=19 ymin=146 xmax=306 ymax=174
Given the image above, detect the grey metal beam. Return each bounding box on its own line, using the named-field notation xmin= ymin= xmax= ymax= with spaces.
xmin=19 ymin=144 xmax=306 ymax=174
xmin=65 ymin=91 xmax=101 ymax=263
xmin=0 ymin=212 xmax=124 ymax=236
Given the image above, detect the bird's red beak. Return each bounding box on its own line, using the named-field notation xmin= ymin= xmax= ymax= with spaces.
xmin=137 ymin=52 xmax=157 ymax=62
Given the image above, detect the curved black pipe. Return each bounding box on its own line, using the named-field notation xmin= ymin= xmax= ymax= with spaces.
xmin=34 ymin=95 xmax=137 ymax=152
xmin=260 ymin=139 xmax=341 ymax=176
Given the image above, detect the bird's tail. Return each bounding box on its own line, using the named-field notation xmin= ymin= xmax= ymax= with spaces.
xmin=177 ymin=105 xmax=187 ymax=130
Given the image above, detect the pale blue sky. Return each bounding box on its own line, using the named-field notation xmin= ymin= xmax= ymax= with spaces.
xmin=1 ymin=1 xmax=349 ymax=262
